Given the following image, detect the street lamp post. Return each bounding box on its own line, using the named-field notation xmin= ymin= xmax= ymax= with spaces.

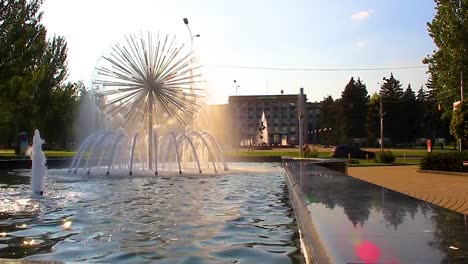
xmin=234 ymin=80 xmax=240 ymax=95
xmin=183 ymin=18 xmax=200 ymax=91
xmin=183 ymin=18 xmax=200 ymax=52
xmin=298 ymin=88 xmax=305 ymax=157
xmin=233 ymin=80 xmax=240 ymax=150
xmin=378 ymin=82 xmax=386 ymax=152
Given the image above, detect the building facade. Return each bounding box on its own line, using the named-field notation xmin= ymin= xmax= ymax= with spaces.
xmin=306 ymin=102 xmax=321 ymax=144
xmin=228 ymin=90 xmax=310 ymax=147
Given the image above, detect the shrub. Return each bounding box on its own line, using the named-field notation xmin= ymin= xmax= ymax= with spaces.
xmin=304 ymin=151 xmax=319 ymax=158
xmin=375 ymin=151 xmax=395 ymax=163
xmin=420 ymin=152 xmax=465 ymax=172
xmin=462 ymin=150 xmax=468 ymax=161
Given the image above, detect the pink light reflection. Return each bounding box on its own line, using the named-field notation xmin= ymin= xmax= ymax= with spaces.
xmin=356 ymin=240 xmax=381 ymax=263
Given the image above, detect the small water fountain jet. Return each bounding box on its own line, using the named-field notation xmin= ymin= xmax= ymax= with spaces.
xmin=30 ymin=129 xmax=46 ymax=196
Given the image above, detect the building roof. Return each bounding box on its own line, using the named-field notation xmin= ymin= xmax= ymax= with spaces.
xmin=228 ymin=94 xmax=303 ymax=102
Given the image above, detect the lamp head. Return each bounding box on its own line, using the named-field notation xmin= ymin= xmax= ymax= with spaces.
xmin=183 ymin=18 xmax=189 ymax=25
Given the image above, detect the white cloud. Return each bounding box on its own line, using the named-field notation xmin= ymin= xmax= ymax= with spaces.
xmin=356 ymin=41 xmax=367 ymax=48
xmin=351 ymin=9 xmax=374 ymax=20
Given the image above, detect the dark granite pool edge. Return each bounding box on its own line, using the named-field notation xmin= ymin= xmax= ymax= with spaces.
xmin=284 ymin=168 xmax=331 ymax=264
xmin=0 ymin=158 xmax=99 ymax=170
xmin=0 ymin=156 xmax=341 ymax=170
xmin=282 ymin=158 xmax=347 ymax=264
xmin=0 ymin=156 xmax=283 ymax=170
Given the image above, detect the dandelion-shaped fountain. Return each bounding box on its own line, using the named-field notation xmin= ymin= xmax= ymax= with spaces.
xmin=70 ymin=32 xmax=228 ymax=176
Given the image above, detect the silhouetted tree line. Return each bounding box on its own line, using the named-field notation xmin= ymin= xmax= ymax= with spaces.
xmin=0 ymin=0 xmax=83 ymax=149
xmin=317 ymin=74 xmax=451 ymax=147
xmin=318 ymin=0 xmax=468 ymax=147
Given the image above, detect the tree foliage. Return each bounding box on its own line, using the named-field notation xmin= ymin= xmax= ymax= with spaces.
xmin=450 ymin=100 xmax=468 ymax=140
xmin=0 ymin=0 xmax=79 ymax=149
xmin=318 ymin=74 xmax=451 ymax=147
xmin=318 ymin=96 xmax=340 ymax=146
xmin=339 ymin=77 xmax=369 ymax=142
xmin=366 ymin=93 xmax=380 ymax=147
xmin=379 ymin=73 xmax=406 ymax=144
xmin=0 ymin=0 xmax=46 ymax=138
xmin=423 ymin=0 xmax=468 ymax=118
xmin=402 ymin=84 xmax=418 ymax=144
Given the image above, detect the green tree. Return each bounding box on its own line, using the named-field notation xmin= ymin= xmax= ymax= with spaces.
xmin=402 ymin=84 xmax=418 ymax=144
xmin=339 ymin=77 xmax=369 ymax=143
xmin=379 ymin=73 xmax=405 ymax=145
xmin=366 ymin=93 xmax=380 ymax=147
xmin=415 ymin=85 xmax=427 ymax=140
xmin=423 ymin=0 xmax=468 ymax=118
xmin=0 ymin=0 xmax=78 ymax=149
xmin=0 ymin=0 xmax=47 ymax=146
xmin=416 ymin=79 xmax=452 ymax=146
xmin=46 ymin=81 xmax=79 ymax=148
xmin=34 ymin=35 xmax=69 ymax=145
xmin=450 ymin=100 xmax=468 ymax=140
xmin=318 ymin=96 xmax=340 ymax=146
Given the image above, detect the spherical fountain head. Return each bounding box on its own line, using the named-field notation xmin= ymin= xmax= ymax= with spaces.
xmin=93 ymin=31 xmax=205 ymax=136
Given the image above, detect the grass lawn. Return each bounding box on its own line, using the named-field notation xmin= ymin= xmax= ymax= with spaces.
xmin=223 ymin=147 xmax=444 ymax=159
xmin=0 ymin=149 xmax=76 ymax=159
xmin=224 ymin=147 xmax=428 ymax=167
xmin=0 ymin=145 xmax=454 ymax=161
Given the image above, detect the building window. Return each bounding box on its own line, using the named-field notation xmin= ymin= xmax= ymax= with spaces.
xmin=273 ymin=135 xmax=280 ymax=143
xmin=273 ymin=108 xmax=279 ymax=118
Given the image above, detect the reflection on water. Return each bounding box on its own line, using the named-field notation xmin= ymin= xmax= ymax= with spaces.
xmin=0 ymin=163 xmax=304 ymax=263
xmin=284 ymin=162 xmax=468 ymax=263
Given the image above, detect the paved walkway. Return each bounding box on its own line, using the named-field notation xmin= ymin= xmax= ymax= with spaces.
xmin=347 ymin=165 xmax=468 ymax=214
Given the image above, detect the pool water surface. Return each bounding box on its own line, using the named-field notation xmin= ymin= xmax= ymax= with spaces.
xmin=0 ymin=163 xmax=304 ymax=263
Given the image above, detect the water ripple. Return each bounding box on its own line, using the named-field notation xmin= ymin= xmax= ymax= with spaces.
xmin=0 ymin=164 xmax=304 ymax=263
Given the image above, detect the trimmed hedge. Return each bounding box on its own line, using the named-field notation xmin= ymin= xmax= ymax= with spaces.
xmin=375 ymin=151 xmax=395 ymax=163
xmin=420 ymin=151 xmax=468 ymax=172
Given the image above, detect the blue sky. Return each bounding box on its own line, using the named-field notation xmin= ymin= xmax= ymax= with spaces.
xmin=41 ymin=0 xmax=437 ymax=103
